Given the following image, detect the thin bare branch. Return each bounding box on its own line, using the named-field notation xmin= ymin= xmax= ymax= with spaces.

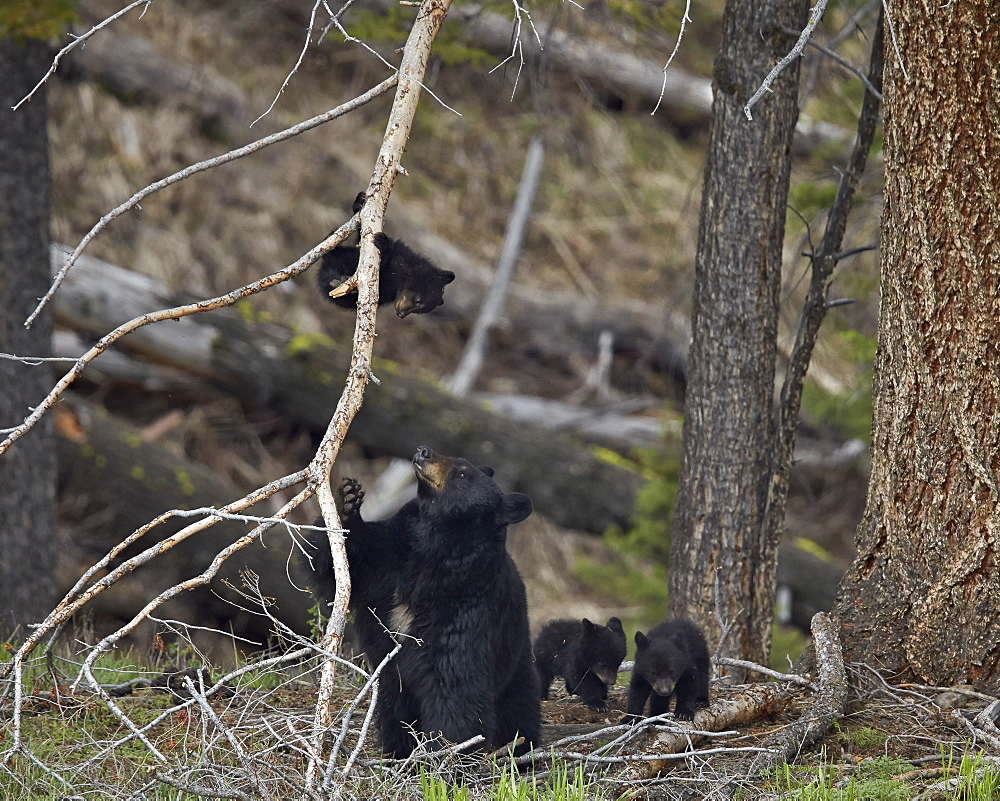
xmin=651 ymin=0 xmax=693 ymax=116
xmin=11 ymin=0 xmax=154 ymax=111
xmin=716 ymin=657 xmax=813 ymax=687
xmin=783 ymin=26 xmax=882 ymax=98
xmin=24 ymin=76 xmax=396 ymax=328
xmin=745 ymin=0 xmax=830 ymax=121
xmin=3 ymin=219 xmax=358 ymax=457
xmin=251 ymin=0 xmax=326 ymax=127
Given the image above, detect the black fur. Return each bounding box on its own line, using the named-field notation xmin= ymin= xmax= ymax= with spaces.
xmin=299 ymin=477 xmax=418 ymax=752
xmin=623 ymin=618 xmax=710 ymax=722
xmin=533 ymin=617 xmax=626 ymax=712
xmin=388 ymin=446 xmax=540 ymax=757
xmin=317 ymin=193 xmax=454 ymax=317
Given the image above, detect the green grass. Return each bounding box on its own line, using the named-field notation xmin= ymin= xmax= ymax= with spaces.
xmin=773 ymin=751 xmax=1000 ymax=801
xmin=418 ymin=758 xmax=609 ymax=801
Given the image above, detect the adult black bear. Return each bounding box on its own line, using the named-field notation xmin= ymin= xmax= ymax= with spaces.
xmin=300 ymin=477 xmax=419 ymax=752
xmin=623 ymin=618 xmax=710 ymax=722
xmin=317 ymin=193 xmax=455 ymax=318
xmin=533 ymin=617 xmax=626 ymax=712
xmin=389 ymin=446 xmax=540 ymax=757
xmin=301 ymin=477 xmax=415 ymax=668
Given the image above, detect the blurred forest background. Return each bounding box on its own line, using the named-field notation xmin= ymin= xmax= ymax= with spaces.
xmin=39 ymin=0 xmax=879 ymax=660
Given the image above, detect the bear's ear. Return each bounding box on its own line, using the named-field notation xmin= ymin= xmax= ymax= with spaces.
xmin=440 ymin=270 xmax=456 ymax=285
xmin=479 ymin=465 xmax=495 ymax=477
xmin=607 ymin=617 xmax=624 ymax=634
xmin=581 ymin=618 xmax=597 ymax=633
xmin=634 ymin=631 xmax=649 ymax=650
xmin=499 ymin=492 xmax=532 ymax=525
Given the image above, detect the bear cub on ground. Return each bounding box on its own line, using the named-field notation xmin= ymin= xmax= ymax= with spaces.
xmin=624 ymin=618 xmax=710 ymax=722
xmin=388 ymin=446 xmax=540 ymax=757
xmin=533 ymin=617 xmax=627 ymax=712
xmin=318 ymin=192 xmax=455 ymax=317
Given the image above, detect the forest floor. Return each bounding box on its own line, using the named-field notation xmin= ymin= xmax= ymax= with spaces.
xmin=4 ymin=649 xmax=998 ymax=800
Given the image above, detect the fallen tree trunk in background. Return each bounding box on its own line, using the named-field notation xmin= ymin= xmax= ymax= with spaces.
xmin=50 ymin=247 xmax=853 ymax=627
xmin=54 ymin=397 xmax=313 ymax=648
xmin=52 ymin=248 xmax=645 ymax=534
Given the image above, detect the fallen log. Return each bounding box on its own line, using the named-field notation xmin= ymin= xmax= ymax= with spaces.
xmin=51 ymin=247 xmax=645 ymax=534
xmin=54 ymin=397 xmax=314 ymax=649
xmin=758 ymin=612 xmax=847 ymax=765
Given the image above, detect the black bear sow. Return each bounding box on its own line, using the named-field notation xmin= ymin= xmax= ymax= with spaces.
xmin=390 ymin=446 xmax=541 ymax=757
xmin=534 ymin=617 xmax=627 ymax=712
xmin=299 ymin=478 xmax=425 ymax=759
xmin=624 ymin=618 xmax=710 ymax=722
xmin=317 ymin=195 xmax=454 ymax=318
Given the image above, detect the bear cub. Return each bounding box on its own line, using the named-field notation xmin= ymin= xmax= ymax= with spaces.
xmin=533 ymin=617 xmax=626 ymax=712
xmin=624 ymin=618 xmax=710 ymax=722
xmin=318 ymin=192 xmax=455 ymax=317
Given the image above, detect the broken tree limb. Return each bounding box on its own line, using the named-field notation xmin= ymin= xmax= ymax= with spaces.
xmin=758 ymin=612 xmax=847 ymax=766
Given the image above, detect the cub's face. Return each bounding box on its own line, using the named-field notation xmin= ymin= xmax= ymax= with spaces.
xmin=395 ymin=271 xmax=455 ymax=317
xmin=411 ymin=446 xmax=531 ymax=525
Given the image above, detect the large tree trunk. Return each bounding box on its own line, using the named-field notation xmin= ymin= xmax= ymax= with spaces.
xmin=667 ymin=0 xmax=808 ymax=670
xmin=0 ymin=38 xmax=58 ymax=634
xmin=832 ymin=0 xmax=1000 ymax=690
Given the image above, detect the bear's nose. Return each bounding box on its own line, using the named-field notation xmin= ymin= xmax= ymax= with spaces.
xmin=414 ymin=445 xmax=431 ymax=462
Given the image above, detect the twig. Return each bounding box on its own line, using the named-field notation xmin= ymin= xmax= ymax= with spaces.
xmin=745 ymin=0 xmax=830 ymax=121
xmin=11 ymin=0 xmax=154 ymax=111
xmin=716 ymin=657 xmax=813 ymax=688
xmin=324 ymin=643 xmax=402 ymax=781
xmin=781 ymin=26 xmax=882 ymax=99
xmin=252 ymin=0 xmax=325 ymax=127
xmin=183 ymin=675 xmax=272 ymax=800
xmin=651 ymin=0 xmax=692 ymax=116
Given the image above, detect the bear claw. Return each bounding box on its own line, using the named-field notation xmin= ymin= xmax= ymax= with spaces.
xmin=336 ymin=477 xmax=365 ymax=519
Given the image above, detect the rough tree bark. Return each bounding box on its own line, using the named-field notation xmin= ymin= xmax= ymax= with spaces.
xmin=667 ymin=0 xmax=808 ymax=671
xmin=0 ymin=37 xmax=57 ymax=634
xmin=832 ymin=0 xmax=1000 ymax=690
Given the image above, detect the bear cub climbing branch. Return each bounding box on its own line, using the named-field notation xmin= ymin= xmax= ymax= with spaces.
xmin=317 ymin=192 xmax=455 ymax=317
